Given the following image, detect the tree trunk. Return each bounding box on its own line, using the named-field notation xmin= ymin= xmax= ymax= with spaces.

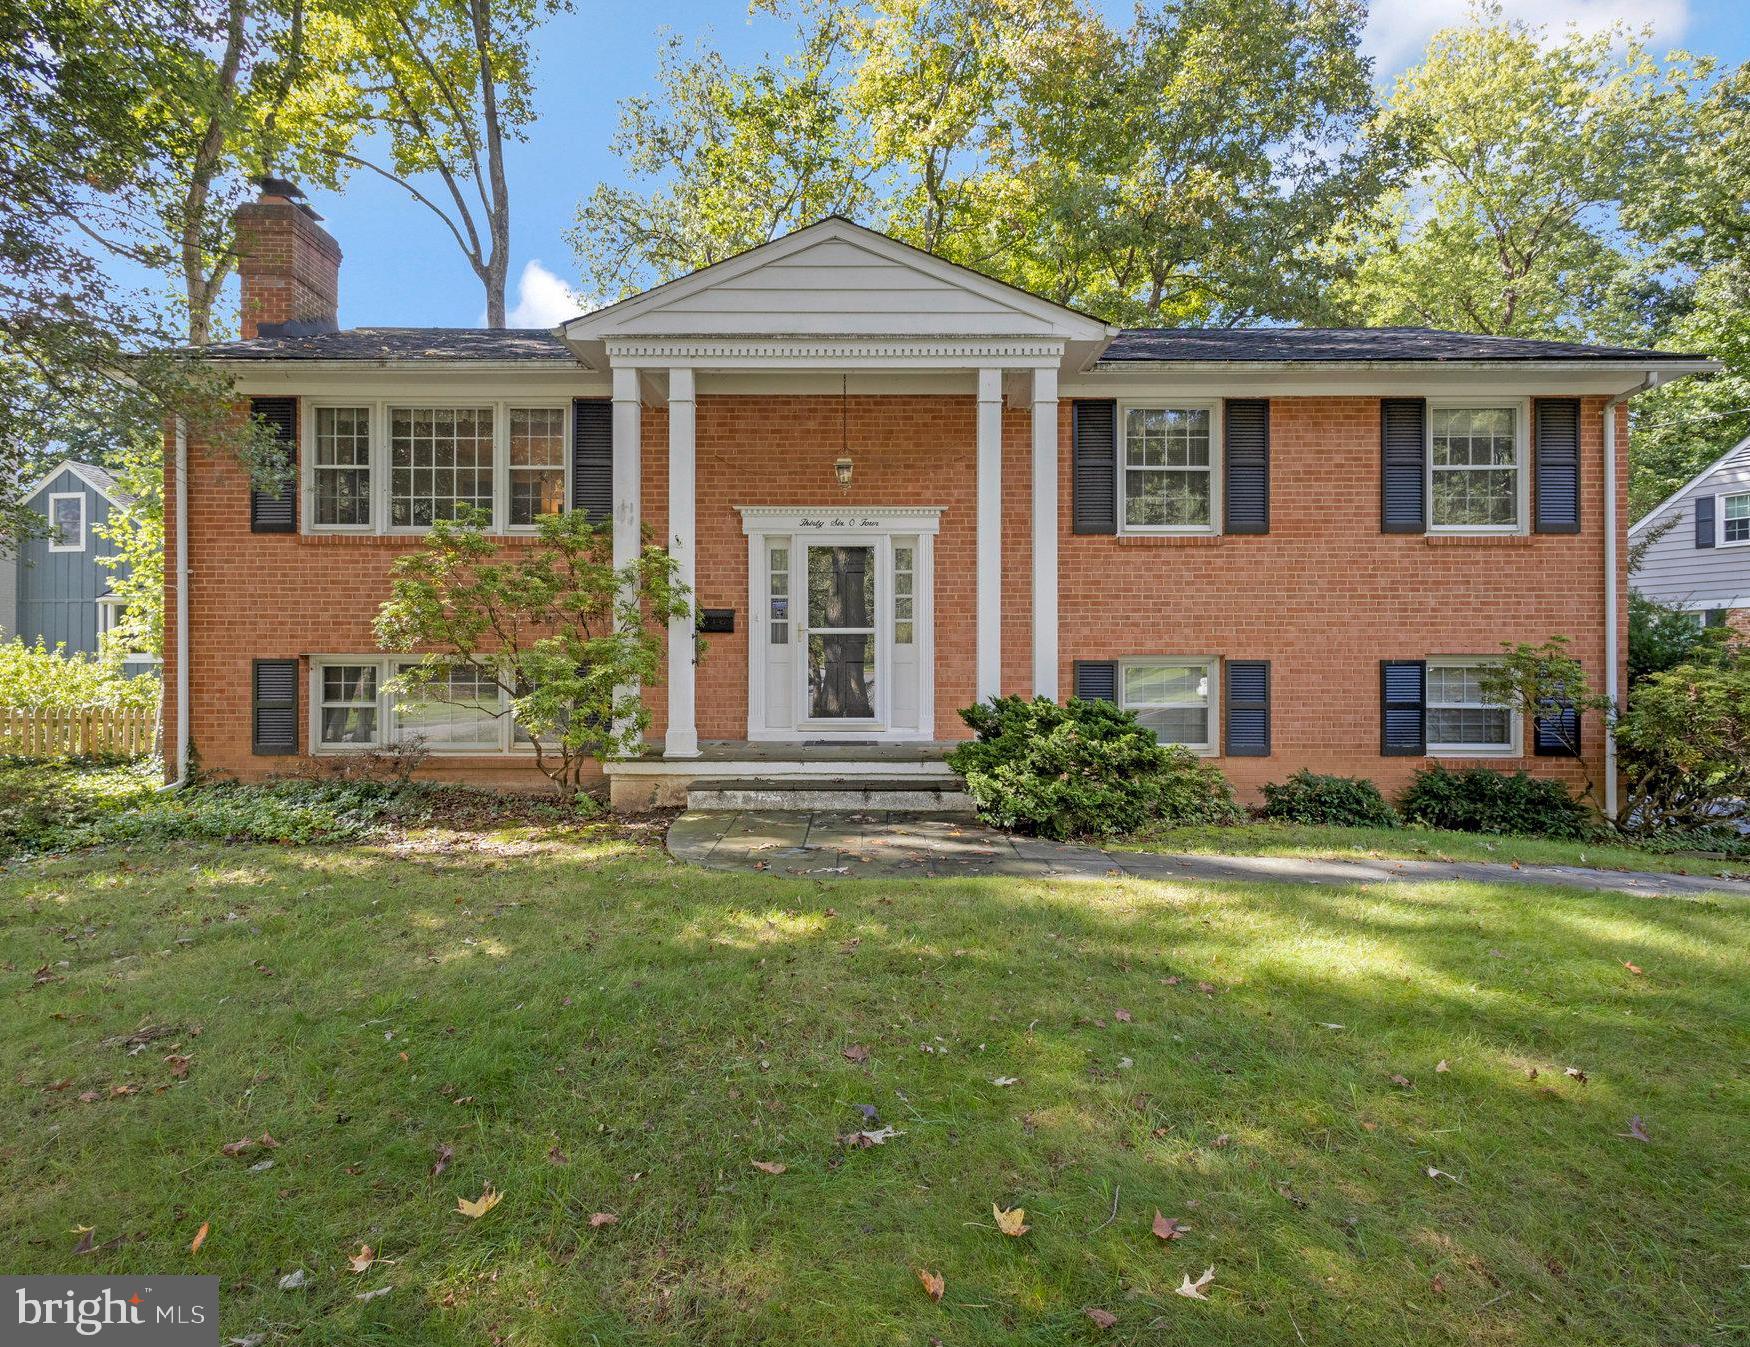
xmin=470 ymin=0 xmax=511 ymax=328
xmin=182 ymin=0 xmax=248 ymax=345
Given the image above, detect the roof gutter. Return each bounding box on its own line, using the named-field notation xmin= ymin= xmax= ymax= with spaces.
xmin=1603 ymin=372 xmax=1668 ymax=821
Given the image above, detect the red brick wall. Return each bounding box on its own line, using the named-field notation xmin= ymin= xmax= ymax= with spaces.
xmin=165 ymin=392 xmax=1625 ymax=804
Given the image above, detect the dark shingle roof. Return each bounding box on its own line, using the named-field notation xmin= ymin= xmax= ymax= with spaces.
xmin=198 ymin=327 xmax=576 ymax=362
xmin=1100 ymin=327 xmax=1703 ymax=364
xmin=195 ymin=323 xmax=1704 ymax=366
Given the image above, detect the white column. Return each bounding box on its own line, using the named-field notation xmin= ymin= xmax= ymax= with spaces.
xmin=976 ymin=367 xmax=1004 ymax=703
xmin=1030 ymin=366 xmax=1059 ymax=700
xmin=665 ymin=367 xmax=699 ymax=758
xmin=610 ymin=366 xmax=642 ymax=746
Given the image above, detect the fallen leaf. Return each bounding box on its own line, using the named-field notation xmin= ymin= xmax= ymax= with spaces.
xmin=1619 ymin=1115 xmax=1651 ymax=1143
xmin=1211 ymin=1133 xmax=1231 ymax=1148
xmin=1175 ymin=1266 xmax=1216 ymax=1300
xmin=992 ymin=1203 xmax=1030 ymax=1237
xmin=278 ymin=1269 xmax=306 ymax=1291
xmin=1389 ymin=1074 xmax=1413 ymax=1088
xmin=1152 ymin=1210 xmax=1189 ymax=1241
xmin=430 ymin=1143 xmax=454 ymax=1177
xmin=1431 ymin=1274 xmax=1446 ymax=1294
xmin=751 ymin=1160 xmax=787 ymax=1175
xmin=221 ymin=1138 xmax=256 ymax=1158
xmin=77 ymin=1091 xmax=101 ymax=1104
xmin=1113 ymin=1008 xmax=1133 ymax=1023
xmin=1360 ymin=1120 xmax=1378 ymax=1132
xmin=258 ymin=1132 xmax=280 ymax=1149
xmin=1564 ymin=1067 xmax=1588 ymax=1084
xmin=917 ymin=1268 xmax=944 ymax=1302
xmin=190 ymin=1221 xmax=209 ymax=1254
xmin=1435 ymin=1060 xmax=1450 ymax=1073
xmin=842 ymin=1044 xmax=870 ymax=1064
xmin=71 ymin=1226 xmax=95 ymax=1255
xmin=248 ymin=1160 xmax=274 ymax=1173
xmin=456 ymin=1186 xmax=503 ymax=1219
xmin=1425 ymin=1166 xmax=1459 ymax=1182
xmin=346 ymin=1244 xmax=375 ymax=1274
xmin=1623 ymin=961 xmax=1643 ymax=975
xmin=546 ymin=1145 xmax=570 ymax=1165
xmin=164 ymin=1054 xmax=191 ymax=1079
xmin=356 ymin=1287 xmax=391 ymax=1304
xmin=588 ymin=1212 xmax=618 ymax=1228
xmin=991 ymin=1076 xmax=1019 ymax=1087
xmin=839 ymin=1125 xmax=903 ymax=1148
xmin=1084 ymin=1307 xmax=1117 ymax=1329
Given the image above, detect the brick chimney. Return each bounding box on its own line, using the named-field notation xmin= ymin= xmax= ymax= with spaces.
xmin=234 ymin=177 xmax=342 ymax=339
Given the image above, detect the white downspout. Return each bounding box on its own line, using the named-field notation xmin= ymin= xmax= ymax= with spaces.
xmin=163 ymin=416 xmax=190 ymax=791
xmin=1602 ymin=372 xmax=1664 ymax=820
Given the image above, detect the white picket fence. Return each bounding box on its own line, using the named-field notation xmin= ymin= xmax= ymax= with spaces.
xmin=0 ymin=706 xmax=158 ymax=758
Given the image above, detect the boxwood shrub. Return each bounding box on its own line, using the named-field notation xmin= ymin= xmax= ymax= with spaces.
xmin=1398 ymin=764 xmax=1596 ymax=840
xmin=1260 ymin=770 xmax=1400 ymax=828
xmin=948 ymin=695 xmax=1241 ymax=840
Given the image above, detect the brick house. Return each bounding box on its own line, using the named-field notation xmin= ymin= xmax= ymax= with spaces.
xmin=165 ymin=183 xmax=1715 ymax=813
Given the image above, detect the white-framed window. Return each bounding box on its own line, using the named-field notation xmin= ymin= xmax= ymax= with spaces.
xmin=1720 ymin=491 xmax=1750 ymax=546
xmin=1119 ymin=404 xmax=1220 ymax=533
xmin=303 ymin=400 xmax=571 ymax=535
xmin=47 ymin=493 xmax=85 ymax=551
xmin=313 ymin=406 xmax=373 ymax=528
xmin=1428 ymin=402 xmax=1528 ymax=533
xmin=768 ymin=543 xmax=790 ymax=644
xmin=893 ymin=542 xmax=915 ymax=645
xmin=1120 ymin=657 xmax=1217 ymax=753
xmin=1426 ymin=657 xmax=1521 ymax=756
xmin=310 ymin=656 xmax=529 ymax=754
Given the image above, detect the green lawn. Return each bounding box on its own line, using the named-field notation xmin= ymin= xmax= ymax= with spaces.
xmin=1118 ymin=819 xmax=1750 ymax=878
xmin=3 ymin=827 xmax=1748 ymax=1346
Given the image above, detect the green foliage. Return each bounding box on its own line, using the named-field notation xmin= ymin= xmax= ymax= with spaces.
xmin=948 ymin=695 xmax=1240 ymax=840
xmin=1260 ymin=770 xmax=1399 ymax=829
xmin=0 ymin=638 xmax=160 ymax=711
xmin=1616 ymin=658 xmax=1750 ymax=835
xmin=575 ymin=0 xmax=1384 ymax=326
xmin=1399 ymin=765 xmax=1597 ymax=841
xmin=374 ymin=508 xmax=691 ymax=796
xmin=1628 ymin=590 xmax=1729 ymax=683
xmin=92 ymin=432 xmax=164 ymax=659
xmin=1476 ymin=636 xmax=1607 ymax=798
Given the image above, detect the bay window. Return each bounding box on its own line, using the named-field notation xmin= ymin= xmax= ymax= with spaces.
xmin=1121 ymin=405 xmax=1217 ymax=531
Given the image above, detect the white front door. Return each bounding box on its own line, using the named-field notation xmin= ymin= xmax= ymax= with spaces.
xmin=742 ymin=507 xmax=940 ymax=741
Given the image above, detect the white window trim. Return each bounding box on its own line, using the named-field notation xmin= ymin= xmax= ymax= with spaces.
xmin=1716 ymin=489 xmax=1750 ymax=548
xmin=1426 ymin=655 xmax=1522 ymax=758
xmin=1426 ymin=398 xmax=1531 ymax=536
xmin=308 ymin=655 xmax=538 ymax=756
xmin=1118 ymin=655 xmax=1219 ymax=755
xmin=301 ymin=399 xmax=572 ymax=537
xmin=1116 ymin=401 xmax=1223 ymax=536
xmin=47 ymin=492 xmax=86 ymax=551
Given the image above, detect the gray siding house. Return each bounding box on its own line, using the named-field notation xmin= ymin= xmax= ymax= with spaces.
xmin=10 ymin=461 xmax=151 ymax=668
xmin=1630 ymin=432 xmax=1750 ymax=629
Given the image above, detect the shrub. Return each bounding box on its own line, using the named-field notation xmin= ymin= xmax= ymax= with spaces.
xmin=948 ymin=695 xmax=1240 ymax=840
xmin=0 ymin=638 xmax=159 ymax=711
xmin=1260 ymin=770 xmax=1400 ymax=828
xmin=1616 ymin=658 xmax=1750 ymax=835
xmin=1398 ymin=765 xmax=1596 ymax=840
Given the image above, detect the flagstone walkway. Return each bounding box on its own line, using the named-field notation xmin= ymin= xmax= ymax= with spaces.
xmin=665 ymin=809 xmax=1750 ymax=900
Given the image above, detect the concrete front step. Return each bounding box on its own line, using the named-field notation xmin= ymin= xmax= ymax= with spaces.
xmin=686 ymin=777 xmax=976 ymax=814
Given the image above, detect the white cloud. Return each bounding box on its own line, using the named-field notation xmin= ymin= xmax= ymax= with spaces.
xmin=503 ymin=258 xmax=583 ymax=328
xmin=1364 ymin=0 xmax=1692 ymax=74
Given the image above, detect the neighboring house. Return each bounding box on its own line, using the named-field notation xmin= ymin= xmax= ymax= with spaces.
xmin=165 ymin=182 xmax=1715 ymax=811
xmin=10 ymin=460 xmax=154 ymax=674
xmin=1630 ymin=432 xmax=1750 ymax=636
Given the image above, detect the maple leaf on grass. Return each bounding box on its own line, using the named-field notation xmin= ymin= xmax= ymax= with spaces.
xmin=346 ymin=1244 xmax=375 ymax=1274
xmin=456 ymin=1186 xmax=503 ymax=1219
xmin=1152 ymin=1210 xmax=1189 ymax=1241
xmin=1113 ymin=1008 xmax=1133 ymax=1023
xmin=751 ymin=1160 xmax=787 ymax=1174
xmin=842 ymin=1044 xmax=870 ymax=1064
xmin=992 ymin=1204 xmax=1030 ymax=1237
xmin=1175 ymin=1266 xmax=1216 ymax=1300
xmin=1085 ymin=1307 xmax=1117 ymax=1328
xmin=917 ymin=1268 xmax=944 ymax=1302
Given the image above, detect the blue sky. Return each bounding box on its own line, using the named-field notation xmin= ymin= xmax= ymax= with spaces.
xmin=263 ymin=0 xmax=1750 ymax=332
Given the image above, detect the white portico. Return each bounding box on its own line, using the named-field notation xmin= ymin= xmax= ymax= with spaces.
xmin=559 ymin=218 xmax=1115 ymax=775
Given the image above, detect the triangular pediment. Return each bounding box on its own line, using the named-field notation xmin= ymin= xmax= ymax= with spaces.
xmin=562 ymin=219 xmax=1112 ymax=345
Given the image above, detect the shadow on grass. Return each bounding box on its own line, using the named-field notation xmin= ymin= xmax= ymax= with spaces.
xmin=1 ymin=837 xmax=1746 ymax=1346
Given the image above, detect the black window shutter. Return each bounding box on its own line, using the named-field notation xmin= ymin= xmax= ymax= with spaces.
xmin=1696 ymin=494 xmax=1717 ymax=548
xmin=1380 ymin=398 xmax=1426 ymax=533
xmin=1072 ymin=400 xmax=1117 ymax=535
xmin=1534 ymin=700 xmax=1581 ymax=757
xmin=1380 ymin=659 xmax=1426 ymax=756
xmin=248 ymin=396 xmax=298 ymax=533
xmin=1223 ymin=399 xmax=1270 ymax=534
xmin=1534 ymin=398 xmax=1581 ymax=533
xmin=1073 ymin=660 xmax=1117 ymax=703
xmin=252 ymin=658 xmax=298 ymax=755
xmin=1224 ymin=659 xmax=1270 ymax=756
xmin=572 ymin=398 xmax=612 ymax=522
